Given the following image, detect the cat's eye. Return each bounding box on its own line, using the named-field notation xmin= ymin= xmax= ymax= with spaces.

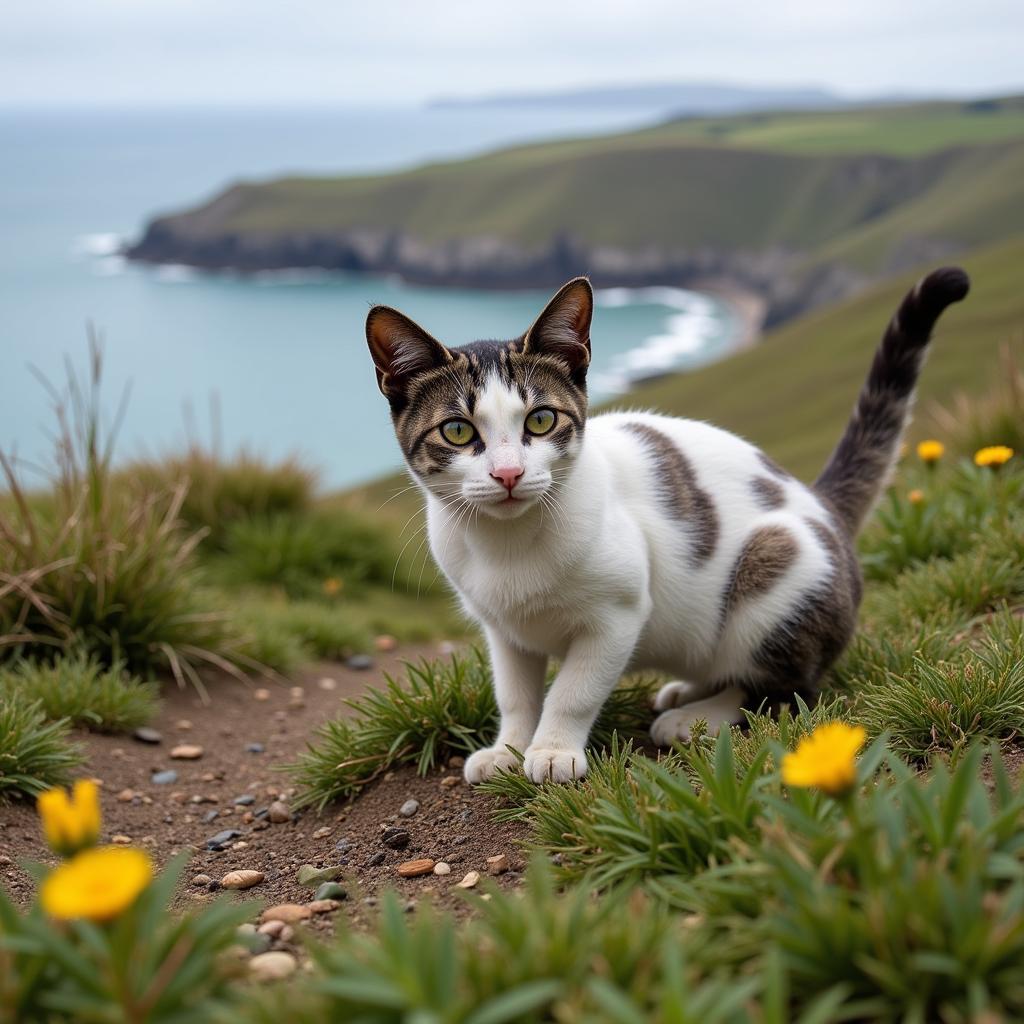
xmin=525 ymin=408 xmax=556 ymax=436
xmin=441 ymin=419 xmax=476 ymax=446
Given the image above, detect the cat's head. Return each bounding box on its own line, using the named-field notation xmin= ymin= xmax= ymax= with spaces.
xmin=366 ymin=278 xmax=591 ymax=520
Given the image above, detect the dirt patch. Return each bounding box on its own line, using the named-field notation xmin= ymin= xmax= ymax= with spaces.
xmin=0 ymin=645 xmax=529 ymax=939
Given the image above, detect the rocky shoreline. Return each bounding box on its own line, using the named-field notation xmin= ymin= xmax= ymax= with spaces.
xmin=126 ymin=221 xmax=869 ymax=329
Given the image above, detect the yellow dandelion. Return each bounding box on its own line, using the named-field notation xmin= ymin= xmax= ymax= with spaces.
xmin=37 ymin=779 xmax=101 ymax=856
xmin=322 ymin=577 xmax=343 ymax=597
xmin=916 ymin=440 xmax=944 ymax=464
xmin=908 ymin=489 xmax=925 ymax=505
xmin=40 ymin=846 xmax=152 ymax=922
xmin=781 ymin=722 xmax=867 ymax=797
xmin=974 ymin=445 xmax=1014 ymax=468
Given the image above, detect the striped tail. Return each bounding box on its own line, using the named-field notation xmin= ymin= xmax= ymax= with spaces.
xmin=814 ymin=266 xmax=970 ymax=535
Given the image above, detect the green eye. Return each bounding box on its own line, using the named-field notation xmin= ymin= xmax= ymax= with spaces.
xmin=525 ymin=408 xmax=556 ymax=436
xmin=441 ymin=420 xmax=476 ymax=446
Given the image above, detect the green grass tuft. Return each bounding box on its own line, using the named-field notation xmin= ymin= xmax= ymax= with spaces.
xmin=0 ymin=699 xmax=83 ymax=800
xmin=0 ymin=654 xmax=159 ymax=733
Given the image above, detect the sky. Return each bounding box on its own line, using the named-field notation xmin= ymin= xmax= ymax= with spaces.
xmin=2 ymin=0 xmax=1023 ymax=107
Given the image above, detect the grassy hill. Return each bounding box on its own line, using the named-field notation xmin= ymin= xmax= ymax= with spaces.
xmin=138 ymin=96 xmax=1024 ymax=274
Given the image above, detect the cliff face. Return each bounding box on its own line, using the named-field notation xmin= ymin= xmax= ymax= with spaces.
xmin=128 ymin=222 xmax=870 ymax=327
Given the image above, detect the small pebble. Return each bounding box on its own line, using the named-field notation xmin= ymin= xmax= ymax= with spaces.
xmin=111 ymin=834 xmax=132 ymax=845
xmin=221 ymin=870 xmax=265 ymax=890
xmin=335 ymin=839 xmax=352 ymax=853
xmin=203 ymin=810 xmax=219 ymax=824
xmin=307 ymin=899 xmax=341 ymax=914
xmin=257 ymin=920 xmax=286 ymax=938
xmin=317 ymin=676 xmax=337 ymax=691
xmin=116 ymin=788 xmax=136 ymax=803
xmin=486 ymin=854 xmax=510 ymax=876
xmin=448 ymin=755 xmax=466 ymax=769
xmin=366 ymin=851 xmax=386 ymax=867
xmin=192 ymin=874 xmax=212 ymax=887
xmin=249 ymin=951 xmax=297 ymax=981
xmin=397 ymin=858 xmax=435 ymax=878
xmin=456 ymin=871 xmax=480 ymax=889
xmin=312 ymin=826 xmax=331 ymax=840
xmin=374 ymin=634 xmax=398 ymax=652
xmin=151 ymin=770 xmax=178 ymax=785
xmin=345 ymin=654 xmax=373 ymax=671
xmin=253 ymin=688 xmax=271 ymax=702
xmin=206 ymin=829 xmax=243 ymax=850
xmin=234 ymin=795 xmax=256 ymax=806
xmin=133 ymin=727 xmax=162 ymax=745
xmin=170 ymin=744 xmax=203 ymax=760
xmin=433 ymin=862 xmax=451 ymax=876
xmin=399 ymin=799 xmax=420 ymax=818
xmin=268 ymin=801 xmax=291 ymax=823
xmin=246 ymin=743 xmax=265 ymax=754
xmin=381 ymin=827 xmax=410 ymax=849
xmin=175 ymin=719 xmax=193 ymax=730
xmin=315 ymin=882 xmax=347 ymax=902
xmin=288 ymin=686 xmax=305 ymax=708
xmin=440 ymin=776 xmax=460 ymax=788
xmin=261 ymin=903 xmax=312 ymax=924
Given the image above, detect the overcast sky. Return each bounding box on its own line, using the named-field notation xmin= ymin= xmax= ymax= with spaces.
xmin=3 ymin=0 xmax=1022 ymax=107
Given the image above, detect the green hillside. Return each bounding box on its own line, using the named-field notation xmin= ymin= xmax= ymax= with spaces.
xmin=630 ymin=234 xmax=1024 ymax=478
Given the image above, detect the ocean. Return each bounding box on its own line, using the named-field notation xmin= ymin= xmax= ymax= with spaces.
xmin=0 ymin=106 xmax=739 ymax=489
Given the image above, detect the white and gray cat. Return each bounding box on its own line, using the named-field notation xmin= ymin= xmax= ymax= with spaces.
xmin=366 ymin=268 xmax=969 ymax=784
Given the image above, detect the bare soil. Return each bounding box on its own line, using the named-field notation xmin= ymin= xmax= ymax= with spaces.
xmin=0 ymin=646 xmax=529 ymax=940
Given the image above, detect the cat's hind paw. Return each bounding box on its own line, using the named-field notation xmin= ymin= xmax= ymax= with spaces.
xmin=523 ymin=746 xmax=587 ymax=784
xmin=464 ymin=745 xmax=522 ymax=784
xmin=650 ymin=687 xmax=747 ymax=747
xmin=653 ymin=680 xmax=707 ymax=711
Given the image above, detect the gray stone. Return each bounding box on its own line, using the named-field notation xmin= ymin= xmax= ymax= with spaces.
xmin=133 ymin=727 xmax=162 ymax=744
xmin=151 ymin=770 xmax=178 ymax=785
xmin=203 ymin=810 xmax=219 ymax=824
xmin=245 ymin=743 xmax=265 ymax=754
xmin=366 ymin=851 xmax=386 ymax=867
xmin=315 ymin=882 xmax=347 ymax=902
xmin=399 ymin=799 xmax=420 ymax=818
xmin=233 ymin=794 xmax=256 ymax=806
xmin=267 ymin=801 xmax=291 ymax=824
xmin=206 ymin=829 xmax=243 ymax=850
xmin=345 ymin=654 xmax=374 ymax=671
xmin=335 ymin=839 xmax=353 ymax=853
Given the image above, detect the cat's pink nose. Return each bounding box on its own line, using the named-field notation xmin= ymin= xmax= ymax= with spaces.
xmin=490 ymin=466 xmax=524 ymax=492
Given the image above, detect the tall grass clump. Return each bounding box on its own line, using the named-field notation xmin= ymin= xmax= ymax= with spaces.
xmin=0 ymin=653 xmax=159 ymax=733
xmin=0 ymin=343 xmax=249 ymax=688
xmin=0 ymin=699 xmax=82 ymax=799
xmin=127 ymin=441 xmax=317 ymax=550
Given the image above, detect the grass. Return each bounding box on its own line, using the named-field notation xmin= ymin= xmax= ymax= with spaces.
xmin=0 ymin=654 xmax=159 ymax=733
xmin=0 ymin=699 xmax=82 ymax=800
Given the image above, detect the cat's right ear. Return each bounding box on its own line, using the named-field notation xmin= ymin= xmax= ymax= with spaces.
xmin=366 ymin=306 xmax=453 ymax=400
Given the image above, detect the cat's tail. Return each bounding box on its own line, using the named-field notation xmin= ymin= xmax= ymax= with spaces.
xmin=813 ymin=266 xmax=970 ymax=536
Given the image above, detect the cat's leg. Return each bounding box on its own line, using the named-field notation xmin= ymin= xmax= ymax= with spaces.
xmin=523 ymin=614 xmax=644 ymax=784
xmin=464 ymin=628 xmax=548 ymax=784
xmin=649 ymin=685 xmax=747 ymax=746
xmin=652 ymin=679 xmax=715 ymax=711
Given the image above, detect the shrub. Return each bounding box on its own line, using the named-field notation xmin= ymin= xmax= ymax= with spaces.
xmin=0 ymin=699 xmax=82 ymax=800
xmin=0 ymin=344 xmax=250 ymax=687
xmin=0 ymin=654 xmax=159 ymax=733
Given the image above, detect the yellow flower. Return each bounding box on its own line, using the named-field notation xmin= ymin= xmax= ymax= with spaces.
xmin=781 ymin=722 xmax=867 ymax=797
xmin=38 ymin=779 xmax=101 ymax=856
xmin=40 ymin=846 xmax=152 ymax=922
xmin=974 ymin=445 xmax=1014 ymax=468
xmin=322 ymin=577 xmax=343 ymax=597
xmin=916 ymin=440 xmax=944 ymax=464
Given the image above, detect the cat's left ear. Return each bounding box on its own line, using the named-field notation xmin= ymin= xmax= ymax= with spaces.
xmin=523 ymin=277 xmax=592 ymax=374
xmin=366 ymin=306 xmax=453 ymax=401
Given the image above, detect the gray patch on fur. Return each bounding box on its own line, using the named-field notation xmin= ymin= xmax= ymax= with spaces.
xmin=621 ymin=422 xmax=719 ymax=564
xmin=750 ymin=475 xmax=786 ymax=509
xmin=725 ymin=525 xmax=798 ymax=611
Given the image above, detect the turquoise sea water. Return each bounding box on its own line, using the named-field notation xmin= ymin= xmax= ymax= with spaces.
xmin=0 ymin=107 xmax=738 ymax=488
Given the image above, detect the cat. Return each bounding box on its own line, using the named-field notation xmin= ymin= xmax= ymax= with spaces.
xmin=365 ymin=267 xmax=969 ymax=784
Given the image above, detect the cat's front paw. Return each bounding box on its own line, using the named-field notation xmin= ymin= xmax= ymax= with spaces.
xmin=464 ymin=745 xmax=522 ymax=784
xmin=523 ymin=745 xmax=587 ymax=784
